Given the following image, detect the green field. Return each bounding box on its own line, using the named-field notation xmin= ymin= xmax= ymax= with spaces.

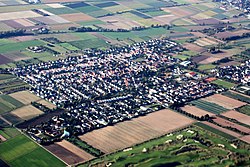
xmin=0 ymin=40 xmax=44 ymax=53
xmin=70 ymin=38 xmax=110 ymax=49
xmin=198 ymin=64 xmax=216 ymax=71
xmin=0 ymin=134 xmax=65 ymax=167
xmin=60 ymin=43 xmax=81 ymax=51
xmin=79 ymin=125 xmax=249 ymax=167
xmin=190 ymin=100 xmax=228 ymax=114
xmin=0 ymin=95 xmax=24 ymax=114
xmin=194 ymin=122 xmax=236 ymax=140
xmin=0 ymin=74 xmax=15 ymax=81
xmin=237 ymin=105 xmax=250 ymax=116
xmin=212 ymin=79 xmax=236 ymax=89
xmin=44 ymin=7 xmax=78 ymax=15
xmin=222 ymin=91 xmax=250 ymax=103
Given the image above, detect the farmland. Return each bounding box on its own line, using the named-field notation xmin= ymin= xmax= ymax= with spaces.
xmin=0 ymin=0 xmax=250 ymax=166
xmin=80 ymin=125 xmax=250 ymax=167
xmin=190 ymin=99 xmax=229 ymax=114
xmin=203 ymin=94 xmax=246 ymax=110
xmin=79 ymin=109 xmax=194 ymax=153
xmin=0 ymin=134 xmax=65 ymax=167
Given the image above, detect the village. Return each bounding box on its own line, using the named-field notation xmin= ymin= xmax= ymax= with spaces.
xmin=10 ymin=38 xmax=219 ymax=144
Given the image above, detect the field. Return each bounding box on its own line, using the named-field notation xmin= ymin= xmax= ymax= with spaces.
xmin=223 ymin=91 xmax=250 ymax=103
xmin=0 ymin=134 xmax=65 ymax=167
xmin=37 ymin=99 xmax=56 ymax=109
xmin=237 ymin=105 xmax=250 ymax=116
xmin=9 ymin=91 xmax=41 ymax=105
xmin=11 ymin=105 xmax=44 ymax=120
xmin=222 ymin=110 xmax=250 ymax=126
xmin=203 ymin=94 xmax=246 ymax=110
xmin=194 ymin=122 xmax=238 ymax=140
xmin=45 ymin=143 xmax=85 ymax=165
xmin=212 ymin=79 xmax=236 ymax=89
xmin=181 ymin=105 xmax=214 ymax=117
xmin=79 ymin=109 xmax=194 ymax=153
xmin=190 ymin=99 xmax=228 ymax=114
xmin=80 ymin=125 xmax=250 ymax=167
xmin=57 ymin=140 xmax=95 ymax=163
xmin=213 ymin=116 xmax=250 ymax=134
xmin=0 ymin=94 xmax=24 ymax=114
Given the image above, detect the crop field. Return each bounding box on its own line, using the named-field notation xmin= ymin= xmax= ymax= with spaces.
xmin=190 ymin=99 xmax=228 ymax=114
xmin=237 ymin=105 xmax=250 ymax=116
xmin=11 ymin=105 xmax=44 ymax=121
xmin=203 ymin=94 xmax=246 ymax=110
xmin=212 ymin=79 xmax=236 ymax=89
xmin=80 ymin=125 xmax=250 ymax=167
xmin=194 ymin=37 xmax=218 ymax=47
xmin=37 ymin=99 xmax=56 ymax=110
xmin=45 ymin=143 xmax=85 ymax=165
xmin=57 ymin=140 xmax=95 ymax=163
xmin=0 ymin=40 xmax=44 ymax=54
xmin=222 ymin=110 xmax=250 ymax=126
xmin=1 ymin=112 xmax=23 ymax=125
xmin=194 ymin=122 xmax=238 ymax=140
xmin=69 ymin=38 xmax=110 ymax=49
xmin=0 ymin=134 xmax=65 ymax=167
xmin=0 ymin=94 xmax=24 ymax=114
xmin=181 ymin=105 xmax=214 ymax=117
xmin=213 ymin=116 xmax=250 ymax=134
xmin=9 ymin=91 xmax=41 ymax=105
xmin=223 ymin=91 xmax=250 ymax=103
xmin=79 ymin=109 xmax=194 ymax=153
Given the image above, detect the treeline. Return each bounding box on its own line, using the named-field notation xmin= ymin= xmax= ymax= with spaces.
xmin=0 ymin=29 xmax=29 ymax=38
xmin=69 ymin=26 xmax=129 ymax=32
xmin=67 ymin=137 xmax=104 ymax=157
xmin=69 ymin=24 xmax=170 ymax=33
xmin=31 ymin=101 xmax=52 ymax=113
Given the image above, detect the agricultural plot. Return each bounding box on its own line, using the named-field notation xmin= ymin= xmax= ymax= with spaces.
xmin=0 ymin=40 xmax=44 ymax=54
xmin=0 ymin=11 xmax=41 ymax=21
xmin=69 ymin=38 xmax=110 ymax=49
xmin=222 ymin=110 xmax=250 ymax=126
xmin=11 ymin=105 xmax=44 ymax=121
xmin=9 ymin=91 xmax=41 ymax=105
xmin=1 ymin=112 xmax=23 ymax=125
xmin=194 ymin=37 xmax=218 ymax=47
xmin=181 ymin=105 xmax=214 ymax=117
xmin=223 ymin=91 xmax=250 ymax=103
xmin=36 ymin=99 xmax=56 ymax=110
xmin=45 ymin=143 xmax=85 ymax=165
xmin=81 ymin=125 xmax=250 ymax=167
xmin=212 ymin=79 xmax=236 ymax=89
xmin=195 ymin=122 xmax=238 ymax=140
xmin=203 ymin=94 xmax=246 ymax=110
xmin=0 ymin=94 xmax=24 ymax=114
xmin=80 ymin=109 xmax=194 ymax=153
xmin=57 ymin=140 xmax=95 ymax=163
xmin=0 ymin=134 xmax=65 ymax=167
xmin=190 ymin=99 xmax=228 ymax=114
xmin=213 ymin=116 xmax=250 ymax=134
xmin=237 ymin=105 xmax=250 ymax=116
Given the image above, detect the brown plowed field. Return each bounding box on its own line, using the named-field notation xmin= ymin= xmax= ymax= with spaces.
xmin=204 ymin=94 xmax=246 ymax=109
xmin=240 ymin=135 xmax=250 ymax=144
xmin=222 ymin=110 xmax=250 ymax=126
xmin=203 ymin=121 xmax=242 ymax=138
xmin=60 ymin=13 xmax=94 ymax=22
xmin=44 ymin=143 xmax=84 ymax=165
xmin=57 ymin=140 xmax=95 ymax=163
xmin=213 ymin=116 xmax=250 ymax=134
xmin=79 ymin=109 xmax=194 ymax=153
xmin=181 ymin=105 xmax=214 ymax=117
xmin=9 ymin=91 xmax=41 ymax=105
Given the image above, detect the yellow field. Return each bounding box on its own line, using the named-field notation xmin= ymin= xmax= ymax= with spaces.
xmin=11 ymin=105 xmax=43 ymax=120
xmin=9 ymin=91 xmax=41 ymax=105
xmin=0 ymin=11 xmax=41 ymax=21
xmin=37 ymin=99 xmax=56 ymax=109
